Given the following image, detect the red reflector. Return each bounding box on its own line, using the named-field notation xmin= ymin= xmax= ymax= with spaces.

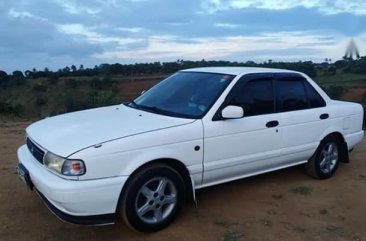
xmin=72 ymin=163 xmax=81 ymax=171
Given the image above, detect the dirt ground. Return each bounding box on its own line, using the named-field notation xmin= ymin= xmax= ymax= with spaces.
xmin=1 ymin=121 xmax=365 ymax=241
xmin=342 ymin=87 xmax=366 ymax=102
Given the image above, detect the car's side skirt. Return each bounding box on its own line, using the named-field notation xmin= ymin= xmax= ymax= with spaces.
xmin=195 ymin=160 xmax=307 ymax=190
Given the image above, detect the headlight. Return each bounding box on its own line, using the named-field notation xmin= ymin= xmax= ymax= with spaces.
xmin=44 ymin=152 xmax=86 ymax=176
xmin=44 ymin=152 xmax=64 ymax=174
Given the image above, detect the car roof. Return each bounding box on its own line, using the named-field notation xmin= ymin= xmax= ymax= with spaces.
xmin=181 ymin=67 xmax=300 ymax=76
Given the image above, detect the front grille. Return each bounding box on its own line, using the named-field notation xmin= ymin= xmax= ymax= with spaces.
xmin=26 ymin=138 xmax=45 ymax=164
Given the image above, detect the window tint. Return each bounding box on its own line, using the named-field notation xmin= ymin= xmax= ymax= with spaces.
xmin=229 ymin=78 xmax=274 ymax=116
xmin=276 ymin=78 xmax=308 ymax=112
xmin=303 ymin=81 xmax=326 ymax=108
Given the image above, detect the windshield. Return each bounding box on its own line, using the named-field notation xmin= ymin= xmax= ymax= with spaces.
xmin=127 ymin=71 xmax=235 ymax=118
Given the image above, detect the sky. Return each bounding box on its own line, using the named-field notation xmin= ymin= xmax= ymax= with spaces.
xmin=0 ymin=0 xmax=366 ymax=73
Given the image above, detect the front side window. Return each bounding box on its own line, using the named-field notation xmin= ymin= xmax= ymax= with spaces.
xmin=228 ymin=78 xmax=275 ymax=116
xmin=276 ymin=78 xmax=308 ymax=112
xmin=129 ymin=72 xmax=235 ymax=118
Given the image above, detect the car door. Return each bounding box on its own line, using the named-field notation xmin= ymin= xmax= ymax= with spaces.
xmin=274 ymin=73 xmax=328 ymax=164
xmin=202 ymin=74 xmax=283 ymax=186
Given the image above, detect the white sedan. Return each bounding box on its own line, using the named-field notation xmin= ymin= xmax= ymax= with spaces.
xmin=17 ymin=67 xmax=364 ymax=232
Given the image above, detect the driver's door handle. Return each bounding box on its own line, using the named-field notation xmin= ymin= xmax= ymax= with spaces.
xmin=266 ymin=120 xmax=279 ymax=128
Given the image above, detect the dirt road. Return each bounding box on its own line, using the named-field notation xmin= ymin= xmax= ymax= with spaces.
xmin=1 ymin=122 xmax=365 ymax=241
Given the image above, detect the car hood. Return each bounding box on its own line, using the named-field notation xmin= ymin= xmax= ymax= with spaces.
xmin=26 ymin=104 xmax=194 ymax=157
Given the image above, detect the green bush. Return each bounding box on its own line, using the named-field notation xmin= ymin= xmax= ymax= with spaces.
xmin=90 ymin=77 xmax=117 ymax=91
xmin=0 ymin=99 xmax=23 ymax=116
xmin=322 ymin=85 xmax=345 ymax=99
xmin=32 ymin=82 xmax=47 ymax=92
xmin=88 ymin=90 xmax=118 ymax=107
xmin=63 ymin=93 xmax=85 ymax=112
xmin=35 ymin=96 xmax=47 ymax=106
xmin=64 ymin=78 xmax=80 ymax=88
xmin=48 ymin=75 xmax=59 ymax=85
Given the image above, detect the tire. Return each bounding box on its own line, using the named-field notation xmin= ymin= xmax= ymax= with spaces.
xmin=306 ymin=135 xmax=341 ymax=179
xmin=120 ymin=164 xmax=185 ymax=232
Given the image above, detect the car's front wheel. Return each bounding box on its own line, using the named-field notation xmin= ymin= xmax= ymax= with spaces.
xmin=120 ymin=164 xmax=185 ymax=232
xmin=306 ymin=135 xmax=341 ymax=179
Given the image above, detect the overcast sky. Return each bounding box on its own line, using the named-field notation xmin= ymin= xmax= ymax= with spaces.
xmin=0 ymin=0 xmax=365 ymax=73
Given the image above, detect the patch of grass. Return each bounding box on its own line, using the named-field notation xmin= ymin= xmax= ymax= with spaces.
xmin=353 ymin=235 xmax=362 ymax=241
xmin=321 ymin=85 xmax=345 ymax=99
xmin=326 ymin=225 xmax=341 ymax=232
xmin=220 ymin=228 xmax=243 ymax=241
xmin=214 ymin=220 xmax=240 ymax=229
xmin=290 ymin=186 xmax=313 ymax=196
xmin=272 ymin=194 xmax=283 ymax=200
xmin=259 ymin=219 xmax=272 ymax=227
xmin=293 ymin=226 xmax=306 ymax=233
xmin=316 ymin=73 xmax=366 ymax=87
xmin=319 ymin=209 xmax=328 ymax=215
xmin=214 ymin=220 xmax=231 ymax=228
xmin=266 ymin=209 xmax=277 ymax=215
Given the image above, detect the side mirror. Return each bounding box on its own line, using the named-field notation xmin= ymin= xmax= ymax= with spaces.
xmin=221 ymin=105 xmax=244 ymax=119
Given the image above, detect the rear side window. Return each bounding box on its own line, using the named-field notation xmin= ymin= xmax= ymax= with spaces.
xmin=229 ymin=78 xmax=274 ymax=116
xmin=303 ymin=81 xmax=326 ymax=108
xmin=276 ymin=78 xmax=308 ymax=112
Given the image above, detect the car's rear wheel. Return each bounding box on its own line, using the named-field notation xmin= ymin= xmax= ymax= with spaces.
xmin=306 ymin=135 xmax=341 ymax=179
xmin=120 ymin=164 xmax=185 ymax=232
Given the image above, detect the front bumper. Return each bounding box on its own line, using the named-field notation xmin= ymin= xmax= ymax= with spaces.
xmin=17 ymin=145 xmax=128 ymax=225
xmin=35 ymin=189 xmax=116 ymax=225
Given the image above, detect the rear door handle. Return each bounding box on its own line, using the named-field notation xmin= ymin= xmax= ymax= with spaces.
xmin=320 ymin=113 xmax=329 ymax=120
xmin=266 ymin=120 xmax=279 ymax=128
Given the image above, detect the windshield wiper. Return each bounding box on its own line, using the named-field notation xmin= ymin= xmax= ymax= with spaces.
xmin=125 ymin=101 xmax=162 ymax=113
xmin=129 ymin=103 xmax=187 ymax=118
xmin=140 ymin=104 xmax=182 ymax=116
xmin=127 ymin=100 xmax=140 ymax=109
xmin=138 ymin=104 xmax=163 ymax=114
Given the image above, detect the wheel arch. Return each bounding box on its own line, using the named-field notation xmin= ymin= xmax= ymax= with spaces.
xmin=147 ymin=158 xmax=195 ymax=203
xmin=321 ymin=132 xmax=349 ymax=163
xmin=118 ymin=158 xmax=195 ymax=213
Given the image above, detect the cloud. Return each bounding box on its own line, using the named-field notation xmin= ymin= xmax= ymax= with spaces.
xmin=215 ymin=23 xmax=241 ymax=29
xmin=53 ymin=0 xmax=102 ymax=15
xmin=204 ymin=0 xmax=366 ymax=15
xmin=116 ymin=27 xmax=144 ymax=33
xmin=0 ymin=0 xmax=365 ymax=72
xmin=95 ymin=31 xmax=345 ymax=62
xmin=0 ymin=6 xmax=103 ymax=72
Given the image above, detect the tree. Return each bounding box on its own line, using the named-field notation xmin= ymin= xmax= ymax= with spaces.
xmin=328 ymin=66 xmax=336 ymax=75
xmin=71 ymin=65 xmax=77 ymax=72
xmin=334 ymin=60 xmax=346 ymax=69
xmin=11 ymin=70 xmax=26 ymax=86
xmin=0 ymin=70 xmax=8 ymax=87
xmin=25 ymin=70 xmax=33 ymax=78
